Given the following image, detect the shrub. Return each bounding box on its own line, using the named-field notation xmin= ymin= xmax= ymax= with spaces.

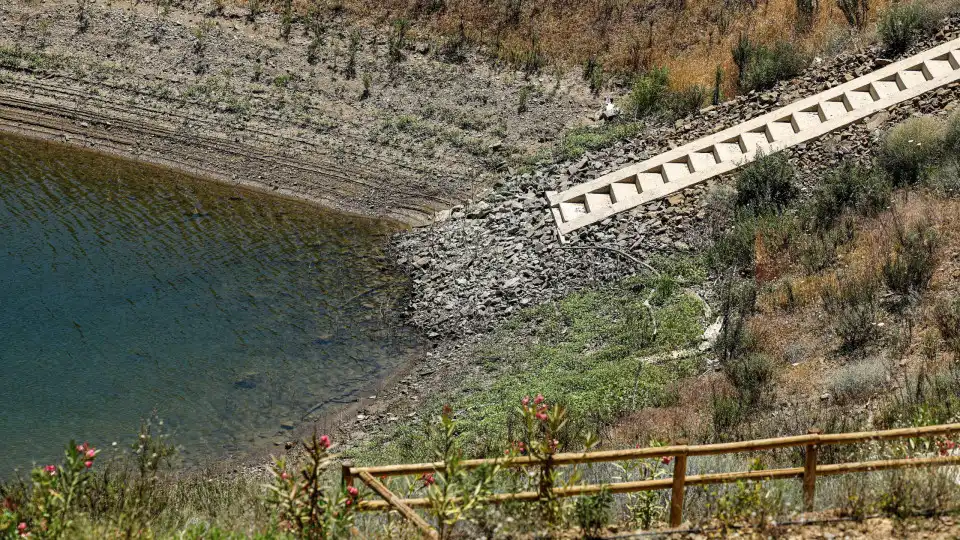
xmin=733 ymin=37 xmax=809 ymax=92
xmin=76 ymin=0 xmax=92 ymax=33
xmin=626 ymin=67 xmax=670 ymax=118
xmin=708 ymin=214 xmax=798 ymax=275
xmin=715 ymin=276 xmax=758 ymax=363
xmin=735 ymin=150 xmax=798 ymax=214
xmin=837 ymin=0 xmax=869 ymax=29
xmin=883 ymin=219 xmax=939 ymax=297
xmin=704 ymin=182 xmax=738 ymax=234
xmin=933 ymin=297 xmax=960 ymax=354
xmin=389 ymin=18 xmax=410 ymax=64
xmin=665 ymin=85 xmax=707 ymax=117
xmin=280 ymin=0 xmax=293 ymax=40
xmin=796 ymin=0 xmax=817 ymax=33
xmin=878 ymin=2 xmax=937 ymax=55
xmin=266 ymin=432 xmax=357 ymax=537
xmin=246 ymin=0 xmax=261 ymax=23
xmin=797 ymin=223 xmax=855 ymax=274
xmin=878 ymin=117 xmax=945 ymax=186
xmin=828 ymin=357 xmax=888 ymax=404
xmin=583 ymin=57 xmax=605 ymax=96
xmin=574 ymin=489 xmax=613 ymax=537
xmin=722 ymin=353 xmax=776 ymax=407
xmin=709 ymin=480 xmax=783 ymax=531
xmin=807 ymin=163 xmax=890 ymax=230
xmin=711 ymin=393 xmax=744 ymax=439
xmin=822 ymin=273 xmax=880 ymax=353
xmin=943 ymin=110 xmax=960 ymax=158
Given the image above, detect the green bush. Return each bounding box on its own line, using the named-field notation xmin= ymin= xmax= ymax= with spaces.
xmin=733 ymin=37 xmax=809 ymax=92
xmin=709 ymin=218 xmax=759 ymax=272
xmin=715 ymin=276 xmax=758 ymax=363
xmin=711 ymin=393 xmax=744 ymax=439
xmin=626 ymin=67 xmax=670 ymax=118
xmin=625 ymin=68 xmax=707 ymax=119
xmin=797 ymin=221 xmax=855 ymax=274
xmin=837 ymin=0 xmax=869 ymax=29
xmin=878 ymin=2 xmax=937 ymax=55
xmin=735 ymin=150 xmax=798 ymax=214
xmin=822 ymin=274 xmax=880 ymax=353
xmin=943 ymin=110 xmax=960 ymax=158
xmin=807 ymin=163 xmax=891 ymax=230
xmin=933 ymin=296 xmax=960 ymax=355
xmin=574 ymin=489 xmax=613 ymax=536
xmin=828 ymin=357 xmax=889 ymax=404
xmin=722 ymin=353 xmax=776 ymax=407
xmin=665 ymin=84 xmax=707 ymax=117
xmin=878 ymin=117 xmax=945 ymax=186
xmin=883 ymin=220 xmax=939 ymax=296
xmin=708 ymin=213 xmax=799 ymax=274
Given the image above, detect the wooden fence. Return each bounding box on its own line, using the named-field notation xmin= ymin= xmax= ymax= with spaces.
xmin=342 ymin=423 xmax=960 ymax=539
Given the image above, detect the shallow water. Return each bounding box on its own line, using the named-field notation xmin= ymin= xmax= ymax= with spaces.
xmin=0 ymin=134 xmax=416 ymax=473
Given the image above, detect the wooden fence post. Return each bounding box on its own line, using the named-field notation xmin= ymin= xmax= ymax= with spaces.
xmin=669 ymin=440 xmax=689 ymax=528
xmin=342 ymin=460 xmax=354 ymax=489
xmin=803 ymin=429 xmax=822 ymax=513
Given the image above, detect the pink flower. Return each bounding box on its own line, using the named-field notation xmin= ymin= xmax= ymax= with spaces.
xmin=84 ymin=461 xmax=93 ymax=469
xmin=17 ymin=523 xmax=26 ymax=531
xmin=536 ymin=412 xmax=547 ymax=421
xmin=280 ymin=472 xmax=291 ymax=480
xmin=347 ymin=486 xmax=359 ymax=497
xmin=345 ymin=499 xmax=352 ymax=506
xmin=85 ymin=449 xmax=96 ymax=459
xmin=319 ymin=435 xmax=331 ymax=449
xmin=421 ymin=473 xmax=435 ymax=486
xmin=76 ymin=445 xmax=84 ymax=453
xmin=43 ymin=465 xmax=56 ymax=476
xmin=661 ymin=456 xmax=673 ymax=465
xmin=521 ymin=396 xmax=530 ymax=406
xmin=534 ymin=394 xmax=545 ymax=405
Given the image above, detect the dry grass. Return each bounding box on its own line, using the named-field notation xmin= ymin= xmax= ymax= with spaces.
xmin=606 ymin=373 xmax=721 ymax=446
xmin=227 ymin=0 xmax=944 ymax=96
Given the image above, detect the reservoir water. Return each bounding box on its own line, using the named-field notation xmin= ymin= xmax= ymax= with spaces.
xmin=0 ymin=133 xmax=416 ymax=473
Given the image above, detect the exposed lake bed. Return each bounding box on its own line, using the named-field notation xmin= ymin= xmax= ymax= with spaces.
xmin=0 ymin=133 xmax=419 ymax=474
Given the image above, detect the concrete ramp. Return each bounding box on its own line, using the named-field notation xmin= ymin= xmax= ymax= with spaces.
xmin=547 ymin=37 xmax=960 ymax=237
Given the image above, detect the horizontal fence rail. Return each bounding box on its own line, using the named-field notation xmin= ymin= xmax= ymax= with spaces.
xmin=545 ymin=36 xmax=960 ymax=237
xmin=344 ymin=423 xmax=960 ymax=537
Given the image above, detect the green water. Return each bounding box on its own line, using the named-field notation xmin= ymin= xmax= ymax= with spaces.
xmin=0 ymin=134 xmax=416 ymax=473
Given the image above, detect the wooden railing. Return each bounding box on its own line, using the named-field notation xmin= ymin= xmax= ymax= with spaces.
xmin=342 ymin=423 xmax=960 ymax=538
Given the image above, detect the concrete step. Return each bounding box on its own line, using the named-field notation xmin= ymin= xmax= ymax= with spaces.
xmin=547 ymin=38 xmax=960 ymax=237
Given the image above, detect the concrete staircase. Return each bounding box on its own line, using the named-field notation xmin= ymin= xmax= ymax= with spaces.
xmin=547 ymin=37 xmax=960 ymax=238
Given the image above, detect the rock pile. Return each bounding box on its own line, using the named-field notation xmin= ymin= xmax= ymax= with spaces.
xmin=394 ymin=18 xmax=960 ymax=338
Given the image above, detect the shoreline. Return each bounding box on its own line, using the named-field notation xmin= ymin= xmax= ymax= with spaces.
xmin=0 ymin=127 xmax=415 ymax=232
xmin=0 ymin=84 xmax=436 ymax=228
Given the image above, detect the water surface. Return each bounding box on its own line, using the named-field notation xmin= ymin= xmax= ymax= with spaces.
xmin=0 ymin=134 xmax=416 ymax=473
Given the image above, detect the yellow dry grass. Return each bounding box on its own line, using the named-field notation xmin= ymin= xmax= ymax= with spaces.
xmin=229 ymin=0 xmax=915 ymax=95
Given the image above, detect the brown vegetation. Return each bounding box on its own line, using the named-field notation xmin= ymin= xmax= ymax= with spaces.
xmin=237 ymin=0 xmax=914 ymax=95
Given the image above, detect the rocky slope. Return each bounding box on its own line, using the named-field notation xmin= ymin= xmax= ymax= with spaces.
xmin=394 ymin=18 xmax=960 ymax=338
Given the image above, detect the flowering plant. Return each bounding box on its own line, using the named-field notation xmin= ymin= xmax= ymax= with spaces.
xmin=265 ymin=432 xmax=357 ymax=538
xmin=6 ymin=441 xmax=101 ymax=538
xmin=511 ymin=395 xmax=598 ymax=526
xmin=426 ymin=405 xmax=500 ymax=539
